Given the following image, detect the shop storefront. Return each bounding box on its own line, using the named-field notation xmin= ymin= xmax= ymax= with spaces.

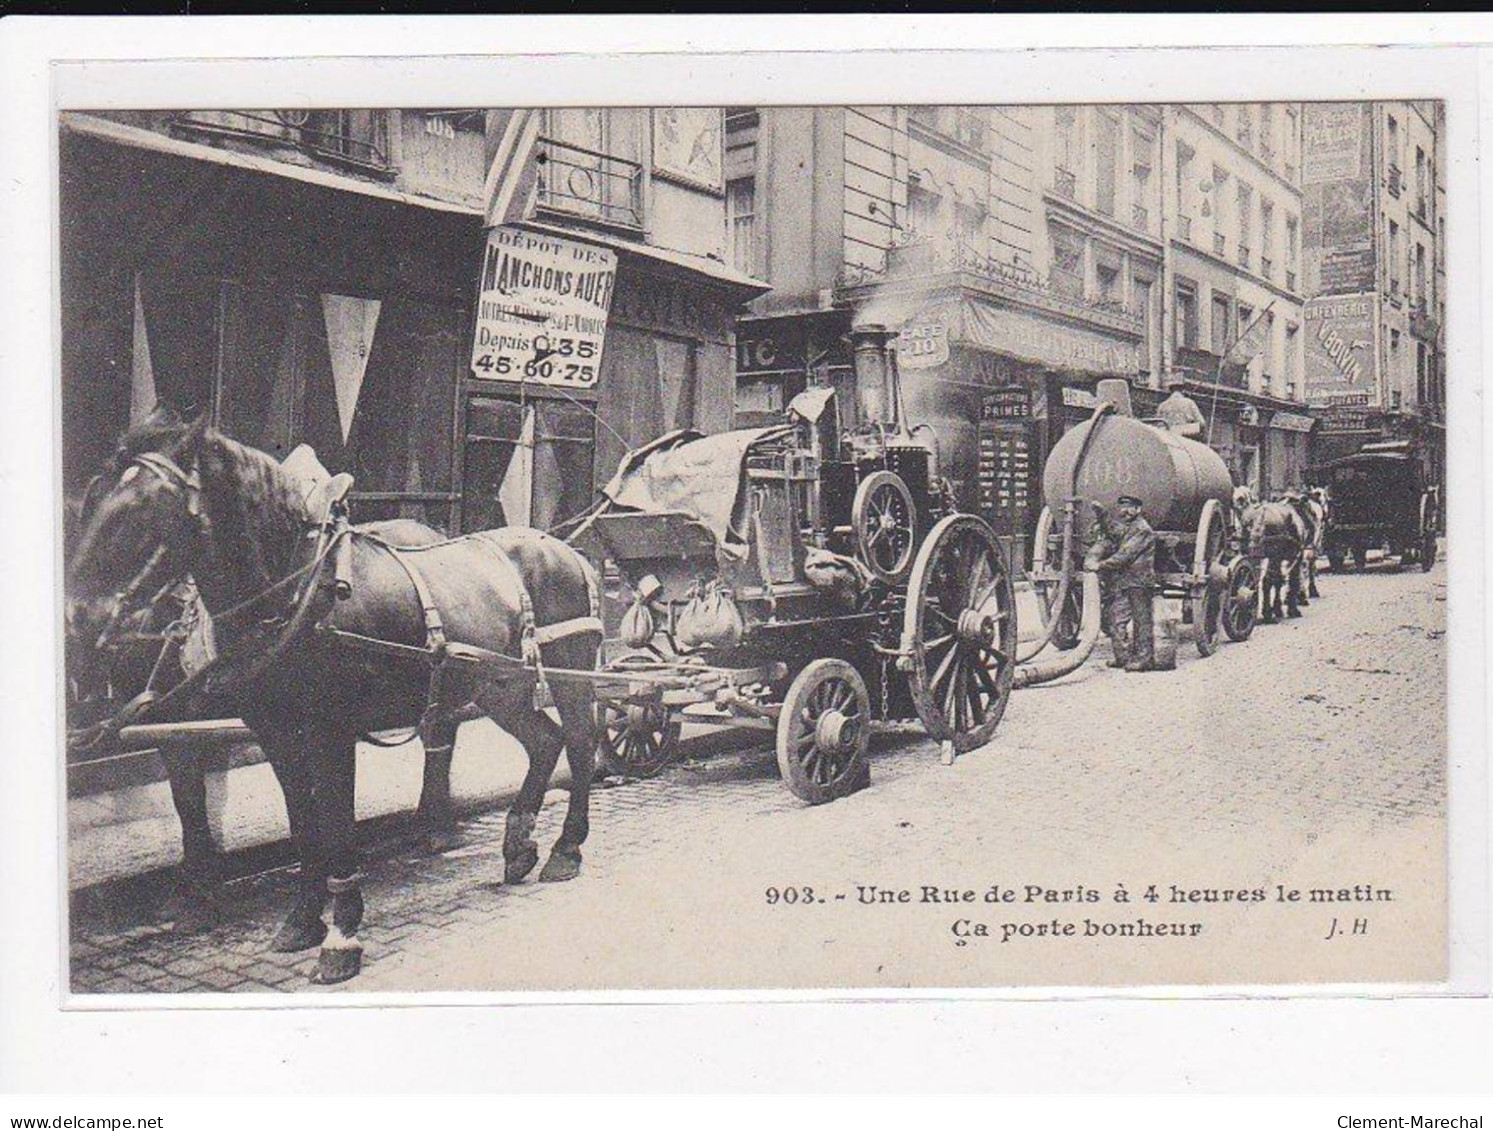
xmin=60 ymin=119 xmax=480 ymax=535
xmin=462 ymin=233 xmax=759 ymax=535
xmin=828 ymin=274 xmax=1144 ymax=571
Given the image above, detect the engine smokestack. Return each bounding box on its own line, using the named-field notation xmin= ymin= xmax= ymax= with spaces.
xmin=850 ymin=324 xmax=898 ymax=428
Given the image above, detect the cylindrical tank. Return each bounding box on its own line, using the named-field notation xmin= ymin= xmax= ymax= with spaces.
xmin=1042 ymin=411 xmax=1234 ymax=535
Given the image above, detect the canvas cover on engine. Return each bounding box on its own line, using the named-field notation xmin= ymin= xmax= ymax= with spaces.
xmin=587 ymin=424 xmax=797 ymax=560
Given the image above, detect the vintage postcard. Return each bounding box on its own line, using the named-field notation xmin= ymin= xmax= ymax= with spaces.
xmin=48 ymin=47 xmax=1479 ymax=1004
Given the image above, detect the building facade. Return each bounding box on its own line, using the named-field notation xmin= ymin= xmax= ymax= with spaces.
xmin=727 ymin=102 xmax=1314 ymax=569
xmin=1162 ymin=103 xmax=1313 ymax=497
xmin=1300 ymin=100 xmax=1445 ymax=499
xmin=59 ymin=107 xmax=761 ymax=539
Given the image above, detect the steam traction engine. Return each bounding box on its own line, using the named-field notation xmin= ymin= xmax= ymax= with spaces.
xmin=571 ymin=326 xmax=1018 ymax=804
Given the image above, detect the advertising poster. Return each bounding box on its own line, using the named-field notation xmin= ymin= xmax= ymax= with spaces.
xmin=470 ymin=226 xmax=617 ymax=389
xmin=1303 ymin=293 xmax=1380 ymax=407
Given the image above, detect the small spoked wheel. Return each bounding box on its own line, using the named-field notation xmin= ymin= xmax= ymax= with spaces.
xmin=1220 ymin=556 xmax=1259 ymax=643
xmin=852 ymin=470 xmax=917 ymax=583
xmin=776 ymin=659 xmax=870 ymax=805
xmin=904 ymin=514 xmax=1016 ymax=754
xmin=598 ymin=698 xmax=680 ymax=779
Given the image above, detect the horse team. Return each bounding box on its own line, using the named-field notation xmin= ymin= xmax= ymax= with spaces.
xmin=66 ymin=410 xmax=1342 ymax=986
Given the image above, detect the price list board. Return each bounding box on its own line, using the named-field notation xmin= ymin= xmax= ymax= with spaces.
xmin=977 ymin=390 xmax=1034 ymax=571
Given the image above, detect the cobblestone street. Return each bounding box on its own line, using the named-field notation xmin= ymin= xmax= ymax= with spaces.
xmin=69 ymin=555 xmax=1447 ymax=995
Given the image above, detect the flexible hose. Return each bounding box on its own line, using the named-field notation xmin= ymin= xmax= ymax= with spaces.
xmin=1013 ymin=570 xmax=1103 ymax=688
xmin=1015 ymin=404 xmax=1114 ymax=665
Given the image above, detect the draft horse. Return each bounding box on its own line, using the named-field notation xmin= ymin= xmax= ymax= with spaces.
xmin=65 ymin=411 xmax=458 ymax=932
xmin=66 ymin=416 xmax=602 ymax=983
xmin=1233 ymin=487 xmax=1307 ymax=623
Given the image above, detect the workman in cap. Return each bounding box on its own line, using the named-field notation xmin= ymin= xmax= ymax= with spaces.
xmin=1096 ymin=493 xmax=1157 ymax=672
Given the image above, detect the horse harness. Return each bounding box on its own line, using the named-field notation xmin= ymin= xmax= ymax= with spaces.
xmin=74 ymin=448 xmax=602 ymax=750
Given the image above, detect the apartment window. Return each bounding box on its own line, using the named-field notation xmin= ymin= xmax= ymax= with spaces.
xmin=1415 ymin=243 xmax=1427 ymax=306
xmin=1387 ymin=114 xmax=1400 ymax=173
xmin=1260 ymin=197 xmax=1274 ymax=278
xmin=1263 ymin=309 xmax=1276 ymax=381
xmin=955 ymin=202 xmax=985 ymax=252
xmin=1417 ymin=342 xmax=1428 ymax=405
xmin=1416 ymin=147 xmax=1428 ymax=218
xmin=1388 ymin=220 xmax=1402 ymax=296
xmin=1096 ymin=259 xmax=1122 ymax=306
xmin=1259 ymin=104 xmax=1276 ymax=162
xmin=539 ymin=108 xmax=645 ymax=229
xmin=1285 ymin=106 xmax=1300 ymax=181
xmin=726 ymin=176 xmax=756 ymax=276
xmin=1286 ymin=216 xmax=1299 ymax=270
xmin=908 ymin=177 xmax=942 ymax=240
xmin=1175 ymin=280 xmax=1199 ymax=348
xmin=1211 ymin=294 xmax=1233 ymax=356
xmin=1131 ymin=128 xmax=1154 ymax=231
xmin=1175 ymin=141 xmax=1195 ymax=235
xmin=1285 ymin=322 xmax=1300 ymax=397
xmin=1054 ymin=105 xmax=1081 ymax=178
xmin=1050 ymin=225 xmax=1085 ymax=299
xmin=1095 ymin=110 xmax=1119 ymax=216
xmin=1236 ymin=181 xmax=1253 ymax=268
xmin=1237 ymin=104 xmax=1254 ymax=149
xmin=1390 ymin=329 xmax=1402 ymax=405
xmin=1134 ymin=276 xmax=1154 ymax=376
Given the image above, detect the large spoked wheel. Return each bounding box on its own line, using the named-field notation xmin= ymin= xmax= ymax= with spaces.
xmin=598 ymin=698 xmax=681 ymax=779
xmin=1189 ymin=499 xmax=1226 ymax=658
xmin=776 ymin=659 xmax=870 ymax=805
xmin=903 ymin=514 xmax=1017 ymax=754
xmin=852 ymin=470 xmax=917 ymax=583
xmin=1031 ymin=505 xmax=1081 ymax=651
xmin=1220 ymin=555 xmax=1259 ymax=642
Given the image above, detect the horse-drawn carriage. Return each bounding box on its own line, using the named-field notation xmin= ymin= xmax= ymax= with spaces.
xmin=571 ymin=325 xmax=1018 ymax=803
xmin=1316 ymin=440 xmax=1439 ymax=573
xmin=1027 ymin=380 xmax=1259 ymax=657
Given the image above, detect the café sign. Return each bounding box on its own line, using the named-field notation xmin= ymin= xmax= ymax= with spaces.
xmin=897 ymin=319 xmax=951 ymax=371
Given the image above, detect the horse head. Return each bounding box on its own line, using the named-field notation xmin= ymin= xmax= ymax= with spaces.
xmin=66 ymin=411 xmax=208 ymax=657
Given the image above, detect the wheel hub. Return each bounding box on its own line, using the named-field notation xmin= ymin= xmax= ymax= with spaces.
xmin=625 ymin=702 xmax=656 ymax=730
xmin=956 ymin=608 xmax=996 ymax=646
xmin=814 ymin=709 xmax=852 ymax=754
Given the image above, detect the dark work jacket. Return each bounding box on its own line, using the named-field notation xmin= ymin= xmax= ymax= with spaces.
xmin=1098 ymin=513 xmax=1157 ymax=590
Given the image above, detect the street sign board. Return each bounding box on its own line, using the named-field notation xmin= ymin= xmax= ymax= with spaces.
xmin=471 ymin=226 xmax=617 ymax=389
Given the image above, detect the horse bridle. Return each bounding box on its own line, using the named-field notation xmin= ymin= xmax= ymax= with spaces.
xmin=83 ymin=451 xmax=205 ymax=654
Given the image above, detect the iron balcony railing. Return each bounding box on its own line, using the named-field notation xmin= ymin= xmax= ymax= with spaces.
xmin=1387 ymin=165 xmax=1403 ymax=197
xmin=1132 ymin=203 xmax=1149 ymax=232
xmin=1237 ymin=243 xmax=1252 ymax=269
xmin=1213 ymin=231 xmax=1227 ymax=257
xmin=1261 ymin=255 xmax=1273 ymax=279
xmin=533 ymin=136 xmax=644 ymax=231
xmin=1286 ymin=269 xmax=1297 ymax=291
xmin=169 ymin=109 xmax=392 ymax=175
xmin=1177 ymin=214 xmax=1193 ymax=242
xmin=1053 ymin=167 xmax=1077 ymax=201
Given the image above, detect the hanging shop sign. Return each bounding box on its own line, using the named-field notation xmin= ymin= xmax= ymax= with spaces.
xmin=1303 ymin=294 xmax=1379 ymax=409
xmin=981 ymin=387 xmax=1032 ymax=420
xmin=1270 ymin=411 xmax=1317 ymax=434
xmin=897 ymin=319 xmax=950 ymax=371
xmin=1061 ymin=386 xmax=1098 ymax=410
xmin=471 ymin=226 xmax=617 ymax=389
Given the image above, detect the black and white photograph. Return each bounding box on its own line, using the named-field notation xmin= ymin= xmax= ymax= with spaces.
xmin=51 ymin=90 xmax=1459 ymax=996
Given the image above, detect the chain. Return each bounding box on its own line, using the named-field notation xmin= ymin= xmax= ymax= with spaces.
xmin=879 ymin=651 xmax=891 ymax=721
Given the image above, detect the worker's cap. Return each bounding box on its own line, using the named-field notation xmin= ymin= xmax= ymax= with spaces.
xmin=1116 ymin=494 xmax=1144 ymax=506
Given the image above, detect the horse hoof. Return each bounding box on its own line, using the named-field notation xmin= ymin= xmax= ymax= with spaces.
xmin=424 ymin=825 xmax=464 ymax=854
xmin=310 ymin=945 xmax=363 ymax=985
xmin=270 ymin=915 xmax=328 ymax=953
xmin=538 ymin=850 xmax=582 ymax=883
xmin=1288 ymin=609 xmax=1303 ymax=619
xmin=504 ymin=847 xmax=540 ymax=885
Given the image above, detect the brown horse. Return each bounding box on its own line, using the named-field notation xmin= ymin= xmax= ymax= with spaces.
xmin=65 ymin=411 xmax=461 ymax=932
xmin=67 ymin=416 xmax=601 ymax=983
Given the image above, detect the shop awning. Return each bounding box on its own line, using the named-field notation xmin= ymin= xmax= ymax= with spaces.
xmin=60 ymin=112 xmax=482 ymax=218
